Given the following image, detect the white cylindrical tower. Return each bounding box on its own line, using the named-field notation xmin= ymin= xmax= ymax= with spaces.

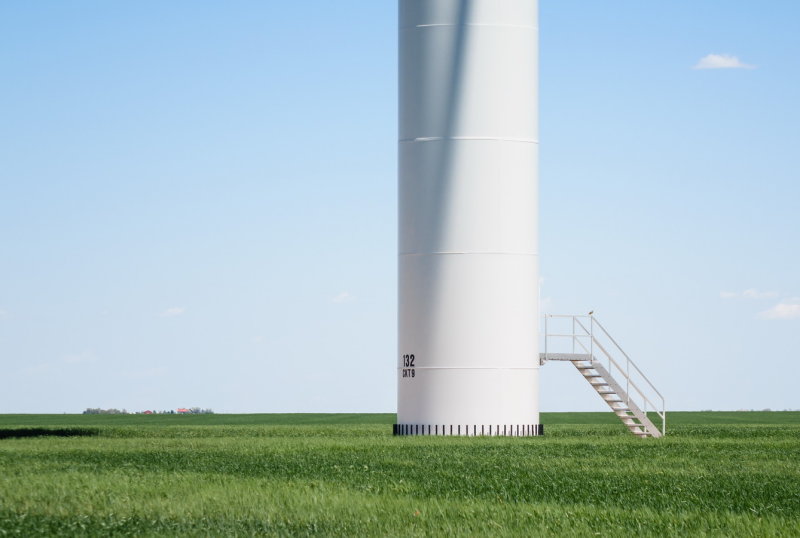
xmin=396 ymin=0 xmax=540 ymax=436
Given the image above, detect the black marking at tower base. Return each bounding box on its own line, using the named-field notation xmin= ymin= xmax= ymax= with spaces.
xmin=393 ymin=424 xmax=544 ymax=437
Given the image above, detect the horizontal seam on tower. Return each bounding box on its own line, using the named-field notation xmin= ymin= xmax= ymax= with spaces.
xmin=399 ymin=252 xmax=538 ymax=256
xmin=400 ymin=137 xmax=538 ymax=144
xmin=400 ymin=24 xmax=538 ymax=30
xmin=396 ymin=367 xmax=539 ymax=370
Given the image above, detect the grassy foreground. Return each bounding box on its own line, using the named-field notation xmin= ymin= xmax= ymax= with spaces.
xmin=0 ymin=412 xmax=798 ymax=536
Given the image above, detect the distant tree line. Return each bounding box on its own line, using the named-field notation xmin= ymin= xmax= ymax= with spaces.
xmin=184 ymin=407 xmax=214 ymax=415
xmin=82 ymin=408 xmax=214 ymax=415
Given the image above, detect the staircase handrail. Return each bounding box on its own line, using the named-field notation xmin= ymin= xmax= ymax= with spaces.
xmin=572 ymin=316 xmax=665 ymax=434
xmin=570 ymin=322 xmax=662 ymax=417
xmin=543 ymin=314 xmax=666 ymax=436
xmin=575 ymin=316 xmax=664 ymax=407
xmin=588 ymin=317 xmax=664 ymax=401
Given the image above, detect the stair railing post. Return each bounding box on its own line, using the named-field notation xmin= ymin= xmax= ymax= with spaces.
xmin=544 ymin=315 xmax=548 ymax=360
xmin=626 ymin=359 xmax=630 ymax=407
xmin=589 ymin=315 xmax=594 ymax=363
xmin=571 ymin=316 xmax=575 ymax=354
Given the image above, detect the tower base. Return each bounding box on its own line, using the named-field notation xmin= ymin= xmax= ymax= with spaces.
xmin=393 ymin=423 xmax=543 ymax=436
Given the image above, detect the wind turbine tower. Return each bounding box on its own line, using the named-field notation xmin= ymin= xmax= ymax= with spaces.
xmin=396 ymin=0 xmax=541 ymax=436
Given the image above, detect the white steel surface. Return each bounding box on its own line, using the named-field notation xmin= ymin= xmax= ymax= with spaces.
xmin=397 ymin=0 xmax=539 ymax=434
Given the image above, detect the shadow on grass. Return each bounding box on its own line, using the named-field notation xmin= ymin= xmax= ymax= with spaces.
xmin=0 ymin=428 xmax=99 ymax=440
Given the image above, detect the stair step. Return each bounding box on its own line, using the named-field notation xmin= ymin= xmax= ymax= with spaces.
xmin=568 ymin=338 xmax=664 ymax=438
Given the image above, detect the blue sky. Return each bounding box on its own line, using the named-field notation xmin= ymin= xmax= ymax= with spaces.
xmin=1 ymin=1 xmax=798 ymax=413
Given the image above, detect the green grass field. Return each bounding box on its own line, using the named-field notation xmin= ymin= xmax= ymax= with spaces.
xmin=1 ymin=412 xmax=798 ymax=536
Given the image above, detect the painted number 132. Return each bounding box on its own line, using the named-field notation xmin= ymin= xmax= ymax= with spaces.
xmin=402 ymin=354 xmax=415 ymax=378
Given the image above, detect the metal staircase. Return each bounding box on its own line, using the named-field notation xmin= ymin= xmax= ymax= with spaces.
xmin=540 ymin=315 xmax=666 ymax=438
